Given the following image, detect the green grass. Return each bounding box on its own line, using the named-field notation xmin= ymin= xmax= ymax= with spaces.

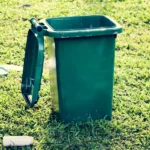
xmin=0 ymin=0 xmax=150 ymax=149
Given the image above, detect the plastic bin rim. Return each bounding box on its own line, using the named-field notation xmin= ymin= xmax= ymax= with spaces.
xmin=40 ymin=15 xmax=122 ymax=38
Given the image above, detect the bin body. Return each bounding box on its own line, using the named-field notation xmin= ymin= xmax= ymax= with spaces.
xmin=21 ymin=15 xmax=122 ymax=123
xmin=52 ymin=36 xmax=115 ymax=122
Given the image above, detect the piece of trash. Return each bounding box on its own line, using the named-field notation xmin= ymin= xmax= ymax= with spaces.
xmin=3 ymin=136 xmax=34 ymax=147
xmin=0 ymin=65 xmax=22 ymax=72
xmin=18 ymin=4 xmax=31 ymax=8
xmin=0 ymin=66 xmax=9 ymax=76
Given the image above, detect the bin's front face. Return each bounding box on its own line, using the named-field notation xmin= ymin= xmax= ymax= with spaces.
xmin=43 ymin=15 xmax=122 ymax=123
xmin=53 ymin=35 xmax=116 ymax=123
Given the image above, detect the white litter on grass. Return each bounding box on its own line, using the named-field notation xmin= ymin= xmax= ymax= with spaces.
xmin=0 ymin=69 xmax=7 ymax=74
xmin=3 ymin=136 xmax=34 ymax=147
xmin=0 ymin=65 xmax=23 ymax=71
xmin=0 ymin=67 xmax=8 ymax=76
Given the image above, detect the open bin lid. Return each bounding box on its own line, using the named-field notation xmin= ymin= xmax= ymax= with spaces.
xmin=21 ymin=20 xmax=44 ymax=107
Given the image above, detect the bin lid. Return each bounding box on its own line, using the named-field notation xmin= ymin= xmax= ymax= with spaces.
xmin=41 ymin=15 xmax=122 ymax=38
xmin=21 ymin=28 xmax=44 ymax=107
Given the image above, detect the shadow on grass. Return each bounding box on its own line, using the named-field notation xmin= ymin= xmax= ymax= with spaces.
xmin=40 ymin=112 xmax=116 ymax=150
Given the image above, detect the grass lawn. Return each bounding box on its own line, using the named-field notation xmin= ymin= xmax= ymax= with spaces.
xmin=0 ymin=0 xmax=150 ymax=149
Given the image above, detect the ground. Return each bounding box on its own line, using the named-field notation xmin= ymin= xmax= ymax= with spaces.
xmin=0 ymin=0 xmax=150 ymax=149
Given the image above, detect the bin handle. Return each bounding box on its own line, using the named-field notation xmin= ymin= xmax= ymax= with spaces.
xmin=21 ymin=20 xmax=44 ymax=107
xmin=30 ymin=18 xmax=43 ymax=32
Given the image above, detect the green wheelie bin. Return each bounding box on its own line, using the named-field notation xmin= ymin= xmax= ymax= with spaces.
xmin=21 ymin=15 xmax=122 ymax=123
